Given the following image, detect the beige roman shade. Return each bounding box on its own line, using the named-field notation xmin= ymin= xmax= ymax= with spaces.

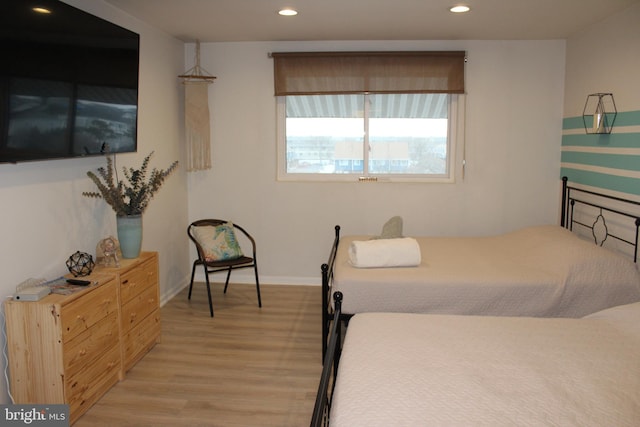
xmin=272 ymin=51 xmax=465 ymax=96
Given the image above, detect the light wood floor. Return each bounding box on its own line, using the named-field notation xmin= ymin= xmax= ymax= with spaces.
xmin=75 ymin=282 xmax=322 ymax=427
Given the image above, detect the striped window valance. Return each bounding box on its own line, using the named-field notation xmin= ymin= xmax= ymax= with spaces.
xmin=272 ymin=51 xmax=465 ymax=96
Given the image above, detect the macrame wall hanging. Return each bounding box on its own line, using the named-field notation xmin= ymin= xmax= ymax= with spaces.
xmin=179 ymin=40 xmax=216 ymax=172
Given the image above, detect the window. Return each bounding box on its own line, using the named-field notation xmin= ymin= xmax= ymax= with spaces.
xmin=277 ymin=93 xmax=460 ymax=182
xmin=272 ymin=51 xmax=465 ymax=182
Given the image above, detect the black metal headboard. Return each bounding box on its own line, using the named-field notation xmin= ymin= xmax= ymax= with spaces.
xmin=561 ymin=176 xmax=640 ymax=262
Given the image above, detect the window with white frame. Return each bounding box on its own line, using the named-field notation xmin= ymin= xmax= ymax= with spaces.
xmin=277 ymin=92 xmax=460 ymax=181
xmin=271 ymin=51 xmax=466 ymax=182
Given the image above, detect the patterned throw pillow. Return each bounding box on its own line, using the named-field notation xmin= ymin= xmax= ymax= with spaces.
xmin=192 ymin=222 xmax=244 ymax=261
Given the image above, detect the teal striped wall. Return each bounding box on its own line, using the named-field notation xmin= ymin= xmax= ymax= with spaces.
xmin=561 ymin=110 xmax=640 ymax=195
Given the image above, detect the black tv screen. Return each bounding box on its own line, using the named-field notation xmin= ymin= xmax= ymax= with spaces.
xmin=0 ymin=0 xmax=140 ymax=163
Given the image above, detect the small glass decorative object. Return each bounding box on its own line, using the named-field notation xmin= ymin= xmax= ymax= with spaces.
xmin=66 ymin=251 xmax=95 ymax=277
xmin=96 ymin=236 xmax=121 ymax=267
xmin=582 ymin=93 xmax=617 ymax=134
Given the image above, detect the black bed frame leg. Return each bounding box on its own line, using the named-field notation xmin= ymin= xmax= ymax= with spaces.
xmin=321 ymin=263 xmax=329 ymax=362
xmin=561 ymin=176 xmax=568 ymax=228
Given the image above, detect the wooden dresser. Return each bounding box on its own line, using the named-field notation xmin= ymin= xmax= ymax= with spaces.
xmin=4 ymin=251 xmax=161 ymax=424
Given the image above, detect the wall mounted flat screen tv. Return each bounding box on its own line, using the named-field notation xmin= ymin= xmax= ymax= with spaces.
xmin=0 ymin=0 xmax=140 ymax=164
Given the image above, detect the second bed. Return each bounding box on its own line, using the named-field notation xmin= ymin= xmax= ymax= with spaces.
xmin=318 ymin=295 xmax=640 ymax=427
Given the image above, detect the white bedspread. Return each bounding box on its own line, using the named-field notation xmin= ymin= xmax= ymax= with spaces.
xmin=330 ymin=303 xmax=640 ymax=427
xmin=333 ymin=225 xmax=640 ymax=316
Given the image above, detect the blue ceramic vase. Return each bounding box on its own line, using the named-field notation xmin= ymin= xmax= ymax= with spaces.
xmin=117 ymin=214 xmax=143 ymax=259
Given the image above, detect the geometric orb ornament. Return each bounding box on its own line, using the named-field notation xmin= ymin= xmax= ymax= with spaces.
xmin=66 ymin=251 xmax=95 ymax=277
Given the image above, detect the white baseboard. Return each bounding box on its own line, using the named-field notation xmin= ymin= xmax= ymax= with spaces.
xmin=160 ymin=281 xmax=189 ymax=306
xmin=192 ymin=271 xmax=320 ymax=286
xmin=159 ymin=273 xmax=320 ymax=307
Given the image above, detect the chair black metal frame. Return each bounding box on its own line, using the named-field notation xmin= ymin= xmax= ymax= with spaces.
xmin=187 ymin=219 xmax=262 ymax=317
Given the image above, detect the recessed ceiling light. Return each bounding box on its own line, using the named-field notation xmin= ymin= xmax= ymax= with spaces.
xmin=278 ymin=8 xmax=298 ymax=16
xmin=450 ymin=5 xmax=470 ymax=13
xmin=32 ymin=7 xmax=52 ymax=14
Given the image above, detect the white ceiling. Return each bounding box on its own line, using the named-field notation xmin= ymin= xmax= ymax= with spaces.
xmin=104 ymin=0 xmax=640 ymax=42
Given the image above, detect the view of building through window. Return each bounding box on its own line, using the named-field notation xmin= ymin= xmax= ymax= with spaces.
xmin=283 ymin=93 xmax=450 ymax=177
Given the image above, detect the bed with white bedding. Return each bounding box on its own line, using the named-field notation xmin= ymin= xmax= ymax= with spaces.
xmin=312 ymin=293 xmax=640 ymax=427
xmin=336 ymin=225 xmax=640 ymax=317
xmin=320 ymin=178 xmax=640 ymax=356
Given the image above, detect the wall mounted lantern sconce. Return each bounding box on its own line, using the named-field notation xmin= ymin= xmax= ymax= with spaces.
xmin=582 ymin=93 xmax=617 ymax=134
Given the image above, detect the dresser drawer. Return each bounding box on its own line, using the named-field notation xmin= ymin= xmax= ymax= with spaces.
xmin=120 ymin=257 xmax=157 ymax=304
xmin=123 ymin=309 xmax=161 ymax=371
xmin=64 ymin=311 xmax=119 ymax=378
xmin=60 ymin=281 xmax=117 ymax=343
xmin=121 ymin=283 xmax=158 ymax=332
xmin=65 ymin=344 xmax=121 ymax=424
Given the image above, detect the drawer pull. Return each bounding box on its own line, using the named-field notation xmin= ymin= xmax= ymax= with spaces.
xmin=122 ymin=279 xmax=129 ymax=285
xmin=79 ymin=349 xmax=87 ymax=356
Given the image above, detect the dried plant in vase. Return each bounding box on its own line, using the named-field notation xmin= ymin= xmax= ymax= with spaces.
xmin=83 ymin=152 xmax=179 ymax=258
xmin=83 ymin=152 xmax=179 ymax=216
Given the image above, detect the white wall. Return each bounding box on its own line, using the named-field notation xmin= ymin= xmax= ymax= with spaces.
xmin=564 ymin=2 xmax=640 ymax=116
xmin=188 ymin=39 xmax=566 ymax=285
xmin=0 ymin=0 xmax=189 ymax=403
